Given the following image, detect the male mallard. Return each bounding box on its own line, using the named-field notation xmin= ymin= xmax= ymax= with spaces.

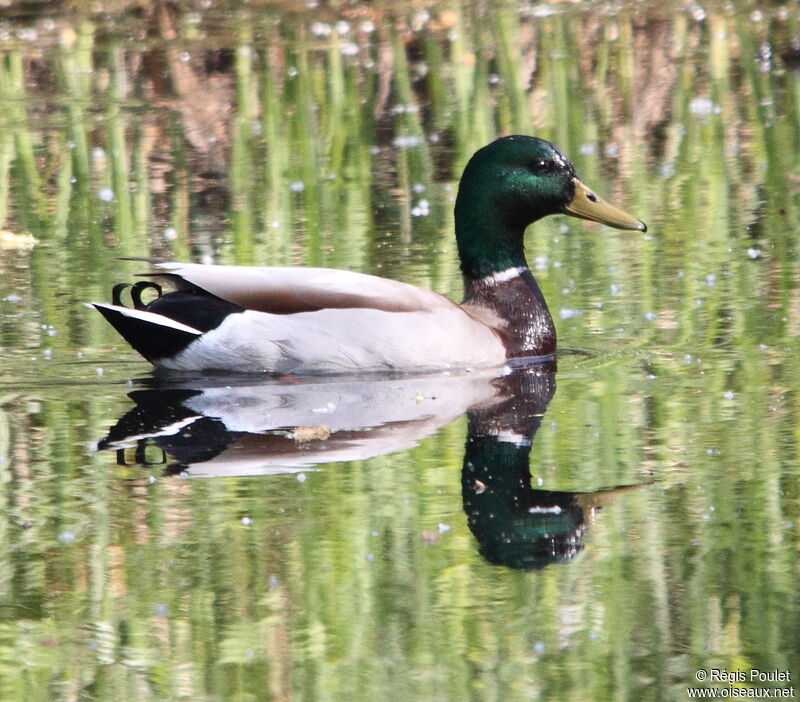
xmin=90 ymin=135 xmax=645 ymax=373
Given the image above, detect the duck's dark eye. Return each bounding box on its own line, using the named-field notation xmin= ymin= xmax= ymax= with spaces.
xmin=528 ymin=159 xmax=553 ymax=175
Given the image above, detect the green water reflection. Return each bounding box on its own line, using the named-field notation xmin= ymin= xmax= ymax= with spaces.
xmin=0 ymin=1 xmax=798 ymax=700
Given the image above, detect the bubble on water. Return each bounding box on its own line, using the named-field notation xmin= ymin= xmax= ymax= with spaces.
xmin=310 ymin=21 xmax=332 ymax=37
xmin=393 ymin=135 xmax=422 ymax=149
xmin=411 ymin=9 xmax=431 ymax=31
xmin=524 ymin=5 xmax=559 ymax=18
xmin=690 ymin=96 xmax=720 ymax=116
xmin=411 ymin=199 xmax=430 ymax=217
xmin=16 ymin=27 xmax=38 ymax=42
xmin=689 ymin=3 xmax=706 ymax=21
xmin=391 ymin=103 xmax=420 ymax=115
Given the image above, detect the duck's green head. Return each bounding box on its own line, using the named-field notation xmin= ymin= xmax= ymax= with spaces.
xmin=455 ymin=135 xmax=646 ymax=279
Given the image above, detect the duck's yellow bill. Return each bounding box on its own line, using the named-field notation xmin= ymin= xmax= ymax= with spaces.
xmin=564 ymin=178 xmax=647 ymax=232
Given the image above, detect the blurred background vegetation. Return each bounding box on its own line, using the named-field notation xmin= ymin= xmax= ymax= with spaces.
xmin=0 ymin=0 xmax=798 ymax=700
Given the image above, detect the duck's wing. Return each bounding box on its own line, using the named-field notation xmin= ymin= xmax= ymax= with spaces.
xmin=146 ymin=261 xmax=459 ymax=314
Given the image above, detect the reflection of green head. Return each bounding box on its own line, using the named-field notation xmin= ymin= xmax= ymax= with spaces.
xmin=462 ymin=436 xmax=586 ymax=570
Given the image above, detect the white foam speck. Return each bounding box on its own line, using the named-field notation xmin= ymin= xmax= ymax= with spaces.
xmin=559 ymin=308 xmax=582 ymax=319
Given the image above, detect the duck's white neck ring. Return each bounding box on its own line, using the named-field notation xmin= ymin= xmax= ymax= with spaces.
xmin=486 ymin=427 xmax=532 ymax=447
xmin=479 ymin=266 xmax=528 ymax=286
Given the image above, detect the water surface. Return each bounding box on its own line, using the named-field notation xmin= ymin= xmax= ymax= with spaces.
xmin=0 ymin=1 xmax=798 ymax=700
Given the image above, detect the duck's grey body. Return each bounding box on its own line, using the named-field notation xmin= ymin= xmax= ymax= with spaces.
xmin=161 ymin=304 xmax=506 ymax=373
xmin=92 ymin=262 xmax=508 ymax=373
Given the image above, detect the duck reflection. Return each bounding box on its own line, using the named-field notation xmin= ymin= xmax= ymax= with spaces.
xmin=462 ymin=364 xmax=645 ymax=570
xmin=98 ymin=364 xmax=645 ymax=569
xmin=100 ymin=369 xmax=503 ymax=475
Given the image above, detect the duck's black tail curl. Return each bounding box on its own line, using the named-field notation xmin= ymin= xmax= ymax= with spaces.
xmin=90 ymin=285 xmax=244 ymax=364
xmin=90 ymin=302 xmax=203 ymax=363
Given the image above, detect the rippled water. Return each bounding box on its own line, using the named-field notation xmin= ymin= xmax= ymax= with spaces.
xmin=0 ymin=1 xmax=798 ymax=700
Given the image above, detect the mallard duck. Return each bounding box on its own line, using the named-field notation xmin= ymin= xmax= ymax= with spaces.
xmin=90 ymin=135 xmax=645 ymax=373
